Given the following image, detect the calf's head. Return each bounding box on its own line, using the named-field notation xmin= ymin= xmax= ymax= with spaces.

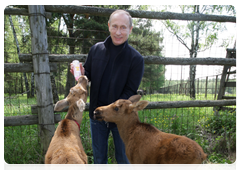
xmin=93 ymin=95 xmax=149 ymax=123
xmin=54 ymin=76 xmax=88 ymax=123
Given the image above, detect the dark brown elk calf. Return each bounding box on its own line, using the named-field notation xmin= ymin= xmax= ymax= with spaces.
xmin=94 ymin=95 xmax=207 ymax=164
xmin=45 ymin=76 xmax=88 ymax=164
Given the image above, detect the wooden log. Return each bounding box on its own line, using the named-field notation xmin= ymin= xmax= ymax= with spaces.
xmin=145 ymin=99 xmax=236 ymax=109
xmin=31 ymin=103 xmax=90 ymax=114
xmin=4 ymin=114 xmax=61 ymax=127
xmin=19 ymin=54 xmax=236 ymax=66
xmin=4 ymin=7 xmax=52 ymax=18
xmin=28 ymin=5 xmax=55 ymax=154
xmin=10 ymin=5 xmax=236 ymax=23
xmin=19 ymin=54 xmax=87 ymax=63
xmin=143 ymin=56 xmax=236 ymax=66
xmin=217 ymin=66 xmax=230 ymax=100
xmin=44 ymin=5 xmax=236 ymax=23
xmin=31 ymin=100 xmax=235 ymax=114
xmin=4 ymin=63 xmax=57 ymax=73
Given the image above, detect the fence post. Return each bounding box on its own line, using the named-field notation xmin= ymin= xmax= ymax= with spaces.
xmin=28 ymin=5 xmax=55 ymax=157
xmin=205 ymin=76 xmax=208 ymax=98
xmin=197 ymin=78 xmax=199 ymax=94
xmin=214 ymin=75 xmax=218 ymax=99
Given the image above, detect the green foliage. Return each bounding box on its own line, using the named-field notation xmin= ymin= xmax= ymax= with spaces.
xmin=202 ymin=111 xmax=236 ymax=135
xmin=4 ymin=125 xmax=43 ymax=164
xmin=196 ymin=110 xmax=236 ymax=163
xmin=208 ymin=153 xmax=232 ymax=164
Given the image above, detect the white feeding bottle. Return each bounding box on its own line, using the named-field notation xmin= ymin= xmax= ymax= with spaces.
xmin=72 ymin=60 xmax=81 ymax=81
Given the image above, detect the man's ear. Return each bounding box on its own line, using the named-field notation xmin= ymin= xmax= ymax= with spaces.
xmin=108 ymin=22 xmax=111 ymax=31
xmin=129 ymin=26 xmax=133 ymax=34
xmin=128 ymin=95 xmax=141 ymax=104
xmin=54 ymin=99 xmax=69 ymax=111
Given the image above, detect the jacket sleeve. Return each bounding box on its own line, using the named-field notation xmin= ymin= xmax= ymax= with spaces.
xmin=83 ymin=46 xmax=94 ymax=82
xmin=119 ymin=55 xmax=144 ymax=99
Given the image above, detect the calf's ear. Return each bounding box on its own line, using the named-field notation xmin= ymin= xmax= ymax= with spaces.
xmin=128 ymin=95 xmax=141 ymax=104
xmin=76 ymin=99 xmax=85 ymax=112
xmin=134 ymin=101 xmax=149 ymax=111
xmin=54 ymin=99 xmax=69 ymax=111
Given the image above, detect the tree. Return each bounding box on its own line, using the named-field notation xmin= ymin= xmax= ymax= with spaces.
xmin=129 ymin=5 xmax=165 ymax=93
xmin=162 ymin=5 xmax=235 ymax=99
xmin=9 ymin=15 xmax=31 ymax=98
xmin=4 ymin=14 xmax=32 ymax=95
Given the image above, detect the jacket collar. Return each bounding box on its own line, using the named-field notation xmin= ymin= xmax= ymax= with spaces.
xmin=104 ymin=36 xmax=128 ymax=50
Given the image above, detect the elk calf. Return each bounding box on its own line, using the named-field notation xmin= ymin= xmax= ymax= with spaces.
xmin=45 ymin=76 xmax=88 ymax=164
xmin=94 ymin=95 xmax=207 ymax=164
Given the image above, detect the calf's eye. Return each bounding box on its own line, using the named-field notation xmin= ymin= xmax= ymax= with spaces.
xmin=114 ymin=107 xmax=119 ymax=112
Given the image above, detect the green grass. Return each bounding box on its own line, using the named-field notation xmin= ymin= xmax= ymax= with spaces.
xmin=4 ymin=93 xmax=236 ymax=164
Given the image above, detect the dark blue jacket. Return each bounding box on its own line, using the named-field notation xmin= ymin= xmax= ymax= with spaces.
xmin=84 ymin=36 xmax=144 ymax=119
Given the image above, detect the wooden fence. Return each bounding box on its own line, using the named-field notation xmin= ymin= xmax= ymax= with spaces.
xmin=4 ymin=5 xmax=236 ymax=154
xmin=158 ymin=75 xmax=222 ymax=98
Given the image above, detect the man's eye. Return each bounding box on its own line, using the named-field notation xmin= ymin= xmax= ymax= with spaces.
xmin=114 ymin=107 xmax=119 ymax=112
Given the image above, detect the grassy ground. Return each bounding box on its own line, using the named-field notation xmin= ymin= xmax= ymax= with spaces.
xmin=4 ymin=93 xmax=236 ymax=164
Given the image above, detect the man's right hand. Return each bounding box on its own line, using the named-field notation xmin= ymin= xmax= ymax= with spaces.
xmin=70 ymin=63 xmax=85 ymax=78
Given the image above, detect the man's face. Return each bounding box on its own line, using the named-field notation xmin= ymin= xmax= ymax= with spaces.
xmin=108 ymin=13 xmax=133 ymax=46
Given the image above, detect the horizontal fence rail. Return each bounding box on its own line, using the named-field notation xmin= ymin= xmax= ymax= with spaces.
xmin=4 ymin=114 xmax=61 ymax=127
xmin=5 ymin=5 xmax=236 ymax=23
xmin=5 ymin=54 xmax=235 ymax=73
xmin=146 ymin=99 xmax=236 ymax=109
xmin=18 ymin=48 xmax=236 ymax=64
xmin=19 ymin=54 xmax=236 ymax=65
xmin=5 ymin=99 xmax=235 ymax=127
xmin=4 ymin=7 xmax=52 ymax=18
xmin=44 ymin=5 xmax=236 ymax=23
xmin=4 ymin=63 xmax=58 ymax=73
xmin=30 ymin=99 xmax=235 ymax=114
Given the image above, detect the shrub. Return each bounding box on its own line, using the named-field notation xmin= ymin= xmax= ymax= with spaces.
xmin=203 ymin=111 xmax=236 ymax=135
xmin=198 ymin=110 xmax=236 ymax=163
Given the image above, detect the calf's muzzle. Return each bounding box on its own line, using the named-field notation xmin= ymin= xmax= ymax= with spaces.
xmin=93 ymin=109 xmax=103 ymax=121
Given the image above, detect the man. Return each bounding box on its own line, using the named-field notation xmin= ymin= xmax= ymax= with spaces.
xmin=71 ymin=9 xmax=144 ymax=164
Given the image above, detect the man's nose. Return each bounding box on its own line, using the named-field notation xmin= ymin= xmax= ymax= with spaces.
xmin=116 ymin=28 xmax=121 ymax=35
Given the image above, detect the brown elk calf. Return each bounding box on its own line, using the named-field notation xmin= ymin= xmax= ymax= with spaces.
xmin=45 ymin=76 xmax=88 ymax=164
xmin=94 ymin=95 xmax=207 ymax=164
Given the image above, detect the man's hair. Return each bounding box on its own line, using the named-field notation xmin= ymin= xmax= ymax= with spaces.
xmin=108 ymin=10 xmax=133 ymax=28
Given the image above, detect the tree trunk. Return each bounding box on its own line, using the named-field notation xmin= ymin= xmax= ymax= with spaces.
xmin=50 ymin=72 xmax=59 ymax=103
xmin=189 ymin=20 xmax=195 ymax=98
xmin=63 ymin=14 xmax=76 ymax=98
xmin=49 ymin=16 xmax=61 ymax=102
xmin=9 ymin=15 xmax=30 ymax=98
xmin=189 ymin=5 xmax=200 ymax=99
